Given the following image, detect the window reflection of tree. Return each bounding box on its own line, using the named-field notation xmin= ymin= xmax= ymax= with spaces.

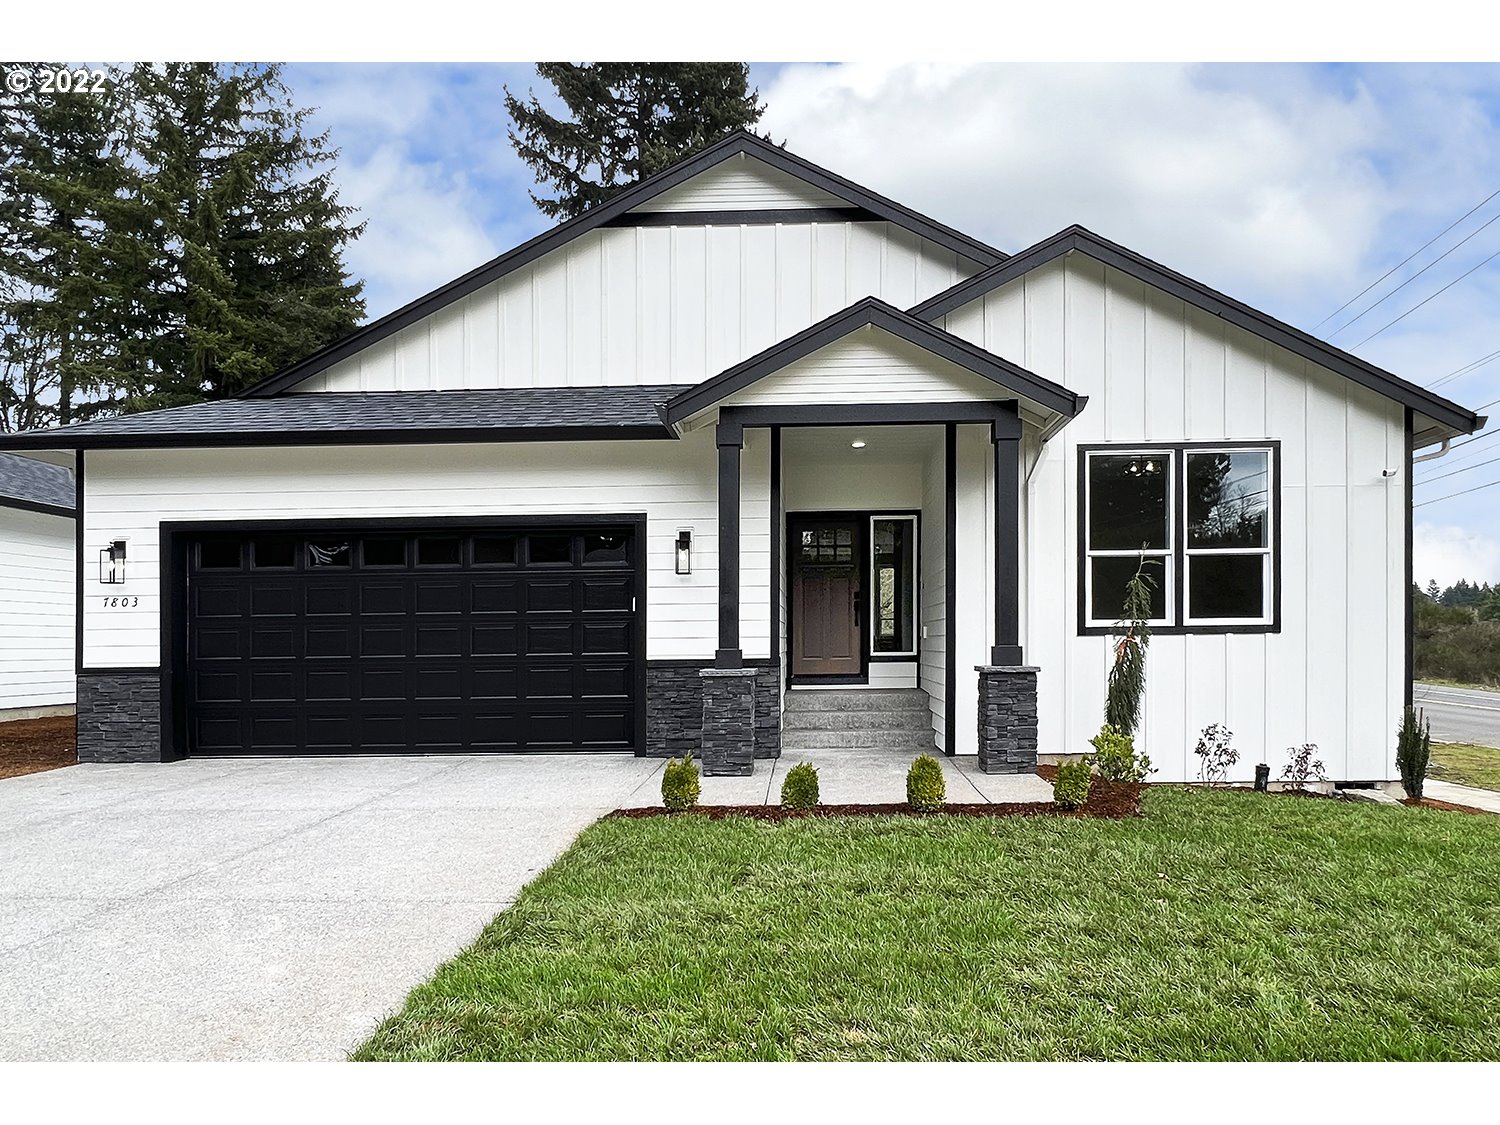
xmin=1188 ymin=453 xmax=1267 ymax=548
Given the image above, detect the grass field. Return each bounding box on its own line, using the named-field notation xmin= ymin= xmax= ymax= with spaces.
xmin=355 ymin=787 xmax=1500 ymax=1061
xmin=1429 ymin=742 xmax=1500 ymax=792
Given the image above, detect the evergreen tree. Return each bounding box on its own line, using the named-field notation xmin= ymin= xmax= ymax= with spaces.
xmin=1426 ymin=579 xmax=1442 ymax=601
xmin=504 ymin=63 xmax=767 ymax=220
xmin=0 ymin=62 xmax=145 ymax=423
xmin=125 ymin=62 xmax=365 ymax=406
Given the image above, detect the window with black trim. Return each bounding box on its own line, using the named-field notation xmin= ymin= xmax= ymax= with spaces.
xmin=1082 ymin=445 xmax=1276 ymax=632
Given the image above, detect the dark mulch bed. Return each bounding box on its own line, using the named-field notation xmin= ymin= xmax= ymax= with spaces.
xmin=613 ymin=767 xmax=1141 ymax=821
xmin=0 ymin=715 xmax=77 ymax=780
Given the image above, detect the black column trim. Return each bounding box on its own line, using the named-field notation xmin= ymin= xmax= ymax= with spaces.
xmin=1404 ymin=407 xmax=1415 ymax=710
xmin=716 ymin=422 xmax=743 ymax=668
xmin=73 ymin=450 xmax=84 ymax=675
xmin=770 ymin=427 xmax=782 ymax=668
xmin=991 ymin=405 xmax=1023 ymax=665
xmin=944 ymin=423 xmax=957 ymax=756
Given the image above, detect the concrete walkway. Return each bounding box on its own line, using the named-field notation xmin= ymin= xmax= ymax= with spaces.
xmin=1424 ymin=778 xmax=1500 ymax=814
xmin=0 ymin=754 xmax=663 ymax=1061
xmin=620 ymin=748 xmax=1055 ymax=807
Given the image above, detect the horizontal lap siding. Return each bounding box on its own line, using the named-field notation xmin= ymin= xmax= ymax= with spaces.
xmin=920 ymin=437 xmax=947 ymax=750
xmin=297 ymin=224 xmax=974 ymax=393
xmin=942 ymin=257 xmax=1406 ymax=782
xmin=726 ymin=333 xmax=1008 ymax=407
xmin=0 ymin=508 xmax=75 ymax=709
xmin=83 ymin=434 xmax=772 ymax=669
xmin=629 ymin=157 xmax=850 ymax=212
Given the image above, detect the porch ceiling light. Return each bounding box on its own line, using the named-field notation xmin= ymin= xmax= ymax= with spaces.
xmin=850 ymin=440 xmax=867 ymax=449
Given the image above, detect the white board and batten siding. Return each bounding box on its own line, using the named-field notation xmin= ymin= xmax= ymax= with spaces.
xmin=80 ymin=432 xmax=773 ymax=670
xmin=292 ymin=224 xmax=976 ymax=394
xmin=0 ymin=507 xmax=76 ymax=714
xmin=940 ymin=255 xmax=1407 ymax=782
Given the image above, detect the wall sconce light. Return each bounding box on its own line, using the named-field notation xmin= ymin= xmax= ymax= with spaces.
xmin=99 ymin=539 xmax=127 ymax=584
xmin=675 ymin=529 xmax=693 ymax=575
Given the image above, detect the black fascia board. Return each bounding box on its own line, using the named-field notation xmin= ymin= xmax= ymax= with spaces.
xmin=0 ymin=495 xmax=74 ymax=518
xmin=662 ymin=296 xmax=1085 ymax=425
xmin=0 ymin=423 xmax=673 ymax=453
xmin=910 ymin=225 xmax=1486 ymax=438
xmin=238 ymin=132 xmax=1007 ymax=400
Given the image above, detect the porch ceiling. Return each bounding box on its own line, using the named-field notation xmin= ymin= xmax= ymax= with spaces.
xmin=781 ymin=424 xmax=943 ymax=464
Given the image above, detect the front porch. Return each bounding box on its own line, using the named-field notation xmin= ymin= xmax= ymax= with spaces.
xmin=654 ymin=298 xmax=1086 ymax=778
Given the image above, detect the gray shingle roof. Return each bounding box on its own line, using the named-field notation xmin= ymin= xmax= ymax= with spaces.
xmin=0 ymin=386 xmax=694 ymax=451
xmin=0 ymin=452 xmax=74 ymax=512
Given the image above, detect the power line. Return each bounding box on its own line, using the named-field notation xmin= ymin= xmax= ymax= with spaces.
xmin=1353 ymin=248 xmax=1500 ymax=347
xmin=1315 ymin=186 xmax=1500 ymax=329
xmin=1415 ymin=450 xmax=1500 ymax=486
xmin=1329 ymin=209 xmax=1500 ymax=337
xmin=1429 ymin=347 xmax=1500 ymax=390
xmin=1415 ymin=476 xmax=1500 ymax=508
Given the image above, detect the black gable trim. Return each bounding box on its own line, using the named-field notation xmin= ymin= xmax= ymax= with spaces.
xmin=239 ymin=133 xmax=1006 ymax=400
xmin=910 ymin=225 xmax=1486 ymax=438
xmin=661 ymin=297 xmax=1086 ymax=425
xmin=601 ymin=207 xmax=881 ymax=227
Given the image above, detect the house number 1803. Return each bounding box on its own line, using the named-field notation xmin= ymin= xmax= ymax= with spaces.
xmin=101 ymin=596 xmax=139 ymax=608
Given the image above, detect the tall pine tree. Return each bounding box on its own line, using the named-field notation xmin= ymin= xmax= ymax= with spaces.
xmin=0 ymin=62 xmax=146 ymax=424
xmin=505 ymin=63 xmax=766 ymax=220
xmin=124 ymin=62 xmax=366 ymax=407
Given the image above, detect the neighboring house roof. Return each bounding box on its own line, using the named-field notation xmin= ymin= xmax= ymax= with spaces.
xmin=0 ymin=386 xmax=690 ymax=451
xmin=237 ymin=131 xmax=1008 ymax=400
xmin=910 ymin=224 xmax=1488 ymax=446
xmin=0 ymin=451 xmax=74 ymax=516
xmin=661 ymin=297 xmax=1087 ymax=426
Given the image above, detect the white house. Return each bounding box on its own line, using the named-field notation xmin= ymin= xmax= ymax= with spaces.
xmin=0 ymin=452 xmax=76 ymax=720
xmin=0 ymin=133 xmax=1484 ymax=780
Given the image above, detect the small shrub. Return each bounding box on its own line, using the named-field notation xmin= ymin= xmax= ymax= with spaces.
xmin=1054 ymin=760 xmax=1092 ymax=810
xmin=1193 ymin=723 xmax=1238 ymax=786
xmin=1279 ymin=744 xmax=1328 ymax=792
xmin=661 ymin=754 xmax=700 ymax=811
xmin=1395 ymin=706 xmax=1432 ymax=800
xmin=1089 ymin=724 xmax=1154 ymax=783
xmin=780 ymin=762 xmax=820 ymax=809
xmin=906 ymin=754 xmax=945 ymax=813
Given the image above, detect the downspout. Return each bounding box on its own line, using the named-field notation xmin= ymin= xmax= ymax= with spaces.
xmin=1412 ymin=437 xmax=1451 ymax=465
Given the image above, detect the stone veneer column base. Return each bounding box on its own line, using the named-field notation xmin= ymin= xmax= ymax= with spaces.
xmin=644 ymin=662 xmax=780 ymax=759
xmin=698 ymin=667 xmax=758 ymax=776
xmin=976 ymin=665 xmax=1039 ymax=774
xmin=77 ymin=671 xmax=164 ymax=763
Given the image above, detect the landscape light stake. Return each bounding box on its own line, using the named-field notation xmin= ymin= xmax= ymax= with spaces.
xmin=1254 ymin=764 xmax=1270 ymax=792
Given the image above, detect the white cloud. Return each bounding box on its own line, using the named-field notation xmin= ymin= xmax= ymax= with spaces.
xmin=333 ymin=143 xmax=500 ymax=319
xmin=1414 ymin=522 xmax=1500 ymax=589
xmin=759 ymin=63 xmax=1387 ymax=303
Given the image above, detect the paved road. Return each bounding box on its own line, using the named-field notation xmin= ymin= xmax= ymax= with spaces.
xmin=0 ymin=754 xmax=665 ymax=1061
xmin=1413 ymin=682 xmax=1500 ymax=748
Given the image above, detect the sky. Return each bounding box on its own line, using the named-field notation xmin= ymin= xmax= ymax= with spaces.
xmin=282 ymin=62 xmax=1500 ymax=590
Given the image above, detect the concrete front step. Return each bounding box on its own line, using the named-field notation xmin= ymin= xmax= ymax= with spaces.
xmin=783 ymin=688 xmax=930 ymax=714
xmin=781 ymin=728 xmax=938 ymax=751
xmin=782 ymin=708 xmax=934 ymax=733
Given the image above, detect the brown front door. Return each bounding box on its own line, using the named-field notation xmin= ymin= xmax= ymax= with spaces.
xmin=791 ymin=517 xmax=862 ymax=678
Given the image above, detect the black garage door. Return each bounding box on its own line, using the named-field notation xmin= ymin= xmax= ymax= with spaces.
xmin=182 ymin=524 xmax=640 ymax=755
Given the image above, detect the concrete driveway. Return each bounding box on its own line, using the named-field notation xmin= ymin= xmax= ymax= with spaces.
xmin=0 ymin=753 xmax=664 ymax=1061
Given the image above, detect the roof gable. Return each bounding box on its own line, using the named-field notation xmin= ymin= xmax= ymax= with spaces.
xmin=910 ymin=225 xmax=1486 ymax=444
xmin=662 ymin=297 xmax=1086 ymax=425
xmin=626 ymin=152 xmax=849 ymax=213
xmin=241 ymin=132 xmax=1006 ymax=400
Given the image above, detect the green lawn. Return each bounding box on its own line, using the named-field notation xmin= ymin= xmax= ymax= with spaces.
xmin=1429 ymin=742 xmax=1500 ymax=792
xmin=355 ymin=788 xmax=1500 ymax=1061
